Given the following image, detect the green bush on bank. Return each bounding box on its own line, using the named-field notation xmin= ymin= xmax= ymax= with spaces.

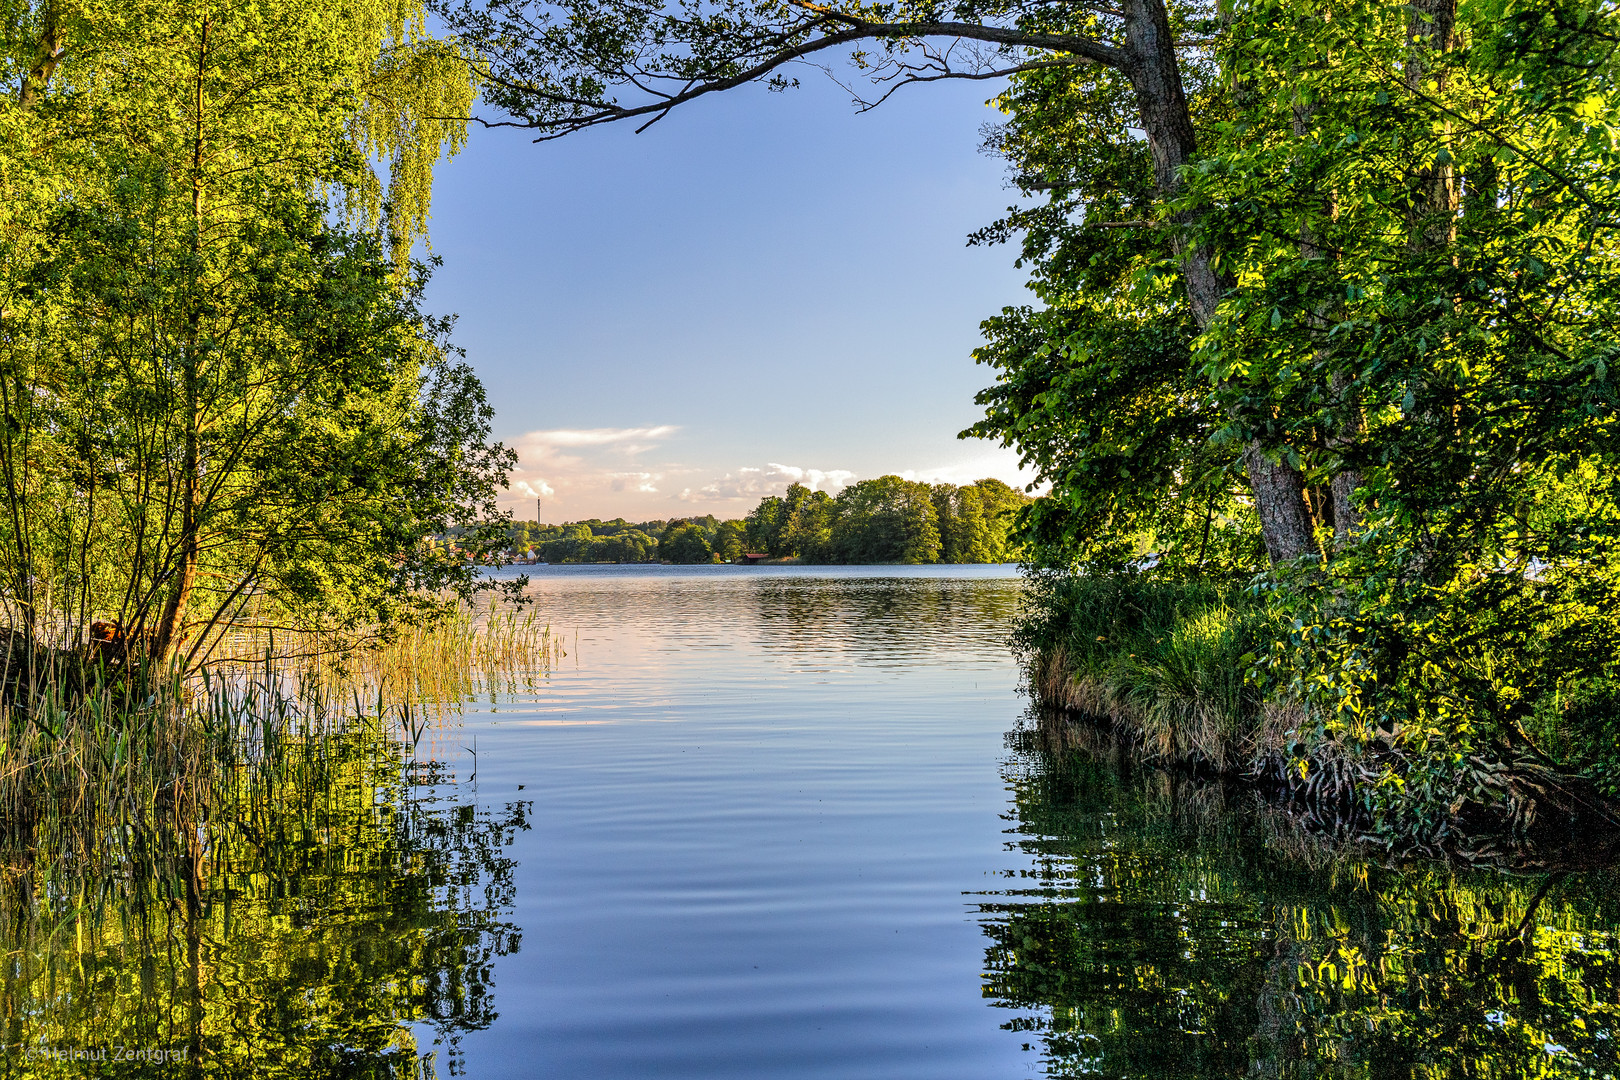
xmin=1023 ymin=567 xmax=1620 ymax=844
xmin=1016 ymin=571 xmax=1285 ymax=772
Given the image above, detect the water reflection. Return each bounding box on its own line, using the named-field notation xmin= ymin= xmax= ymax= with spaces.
xmin=509 ymin=566 xmax=1023 ymax=670
xmin=749 ymin=578 xmax=1020 ymax=662
xmin=983 ymin=716 xmax=1620 ymax=1078
xmin=0 ymin=728 xmax=526 ymax=1078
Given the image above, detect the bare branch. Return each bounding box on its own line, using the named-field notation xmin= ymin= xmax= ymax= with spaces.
xmin=852 ymin=58 xmax=1082 ymax=112
xmin=443 ymin=2 xmax=1128 ymax=139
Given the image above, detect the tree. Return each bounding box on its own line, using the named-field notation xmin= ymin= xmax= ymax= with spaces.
xmin=1191 ymin=0 xmax=1620 ymax=807
xmin=745 ymin=495 xmax=789 ymax=556
xmin=962 ymin=49 xmax=1255 ymax=569
xmin=954 ymin=478 xmax=1030 ymax=562
xmin=433 ymin=0 xmax=1320 ymax=561
xmin=660 ymin=522 xmax=714 ymax=563
xmin=713 ymin=519 xmax=748 ymax=562
xmin=933 ymin=479 xmax=1030 ymax=562
xmin=0 ymin=0 xmax=500 ymax=668
xmin=785 ymin=488 xmax=836 ymax=562
xmin=982 ymin=0 xmax=1620 ymax=822
xmin=827 ymin=476 xmax=941 ymax=563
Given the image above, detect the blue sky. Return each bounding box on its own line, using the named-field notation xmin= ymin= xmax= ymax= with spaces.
xmin=422 ymin=71 xmax=1038 ymax=523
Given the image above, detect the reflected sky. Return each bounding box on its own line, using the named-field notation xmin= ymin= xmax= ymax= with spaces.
xmin=452 ymin=565 xmax=1032 ymax=1079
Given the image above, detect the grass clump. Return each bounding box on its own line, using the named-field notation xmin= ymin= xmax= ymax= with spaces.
xmin=1017 ymin=570 xmax=1284 ymax=772
xmin=292 ymin=602 xmax=566 ymax=719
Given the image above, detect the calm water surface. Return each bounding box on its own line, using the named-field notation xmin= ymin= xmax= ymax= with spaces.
xmin=9 ymin=565 xmax=1619 ymax=1077
xmin=453 ymin=565 xmax=1031 ymax=1079
xmin=450 ymin=565 xmax=1620 ymax=1079
xmin=447 ymin=566 xmax=1620 ymax=1080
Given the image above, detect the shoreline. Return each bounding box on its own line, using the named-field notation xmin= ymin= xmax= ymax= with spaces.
xmin=1031 ymin=663 xmax=1620 ymax=871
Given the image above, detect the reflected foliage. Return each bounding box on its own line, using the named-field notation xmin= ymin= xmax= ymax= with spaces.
xmin=983 ymin=718 xmax=1620 ymax=1077
xmin=0 ymin=725 xmax=525 ymax=1078
xmin=750 ymin=577 xmax=1022 ymax=662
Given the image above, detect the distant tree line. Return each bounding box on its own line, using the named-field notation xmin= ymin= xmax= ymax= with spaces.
xmin=746 ymin=478 xmax=1028 ymax=564
xmin=497 ymin=517 xmax=748 ymax=564
xmin=467 ymin=477 xmax=1029 ymax=565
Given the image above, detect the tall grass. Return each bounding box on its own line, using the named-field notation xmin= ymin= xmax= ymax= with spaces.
xmin=299 ymin=602 xmax=565 ymax=719
xmin=1019 ymin=571 xmax=1288 ymax=771
xmin=0 ymin=600 xmax=563 ymax=849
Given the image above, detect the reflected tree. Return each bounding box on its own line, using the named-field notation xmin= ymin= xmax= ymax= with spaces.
xmin=981 ymin=722 xmax=1620 ymax=1078
xmin=0 ymin=726 xmax=526 ymax=1078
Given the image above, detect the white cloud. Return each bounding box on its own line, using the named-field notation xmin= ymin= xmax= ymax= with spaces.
xmin=502 ymin=424 xmax=679 ymax=520
xmin=609 ymin=471 xmax=661 ymax=494
xmin=515 ymin=426 xmax=679 ymax=450
xmin=679 ymin=462 xmax=856 ymax=502
xmin=511 ymin=478 xmax=555 ymax=499
xmin=896 ymin=444 xmax=1047 ymax=492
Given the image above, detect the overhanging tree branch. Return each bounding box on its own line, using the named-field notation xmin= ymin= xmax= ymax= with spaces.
xmin=434 ymin=0 xmax=1129 ymax=138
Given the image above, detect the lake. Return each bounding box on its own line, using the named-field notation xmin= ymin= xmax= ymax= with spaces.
xmin=454 ymin=564 xmax=1031 ymax=1079
xmin=8 ymin=564 xmax=1619 ymax=1077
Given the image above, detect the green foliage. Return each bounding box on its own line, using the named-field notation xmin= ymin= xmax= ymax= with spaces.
xmin=1535 ymin=677 xmax=1620 ymax=797
xmin=744 ymin=495 xmax=790 ymax=557
xmin=967 ymin=47 xmax=1262 ymax=572
xmin=742 ymin=478 xmax=1031 ymax=564
xmin=785 ymin=485 xmax=837 ymax=562
xmin=935 ymin=478 xmax=1028 ymax=563
xmin=512 ymin=519 xmax=662 ymax=563
xmin=712 ymin=518 xmax=748 ymax=562
xmin=1200 ymin=0 xmax=1620 ymax=834
xmin=825 ymin=476 xmax=941 ymax=564
xmin=0 ymin=0 xmax=501 ymax=667
xmin=971 ymin=0 xmax=1620 ymax=834
xmin=660 ymin=521 xmax=715 ymax=564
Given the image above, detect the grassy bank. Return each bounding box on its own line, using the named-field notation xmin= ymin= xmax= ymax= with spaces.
xmin=1017 ymin=572 xmax=1291 ymax=773
xmin=1018 ymin=571 xmax=1620 ymax=856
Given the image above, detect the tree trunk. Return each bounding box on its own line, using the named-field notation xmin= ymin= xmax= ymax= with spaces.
xmin=156 ymin=17 xmax=212 ymax=666
xmin=1245 ymin=445 xmax=1315 ymax=563
xmin=1119 ymin=0 xmax=1314 ymax=562
xmin=17 ymin=4 xmax=63 ymax=110
xmin=1407 ymin=0 xmax=1459 ymax=251
xmin=154 ymin=524 xmax=197 ymax=665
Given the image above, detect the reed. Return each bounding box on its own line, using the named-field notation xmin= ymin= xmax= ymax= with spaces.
xmin=336 ymin=602 xmax=565 ymax=705
xmin=0 ymin=603 xmax=545 ymax=1073
xmin=0 ymin=599 xmax=563 ymax=849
